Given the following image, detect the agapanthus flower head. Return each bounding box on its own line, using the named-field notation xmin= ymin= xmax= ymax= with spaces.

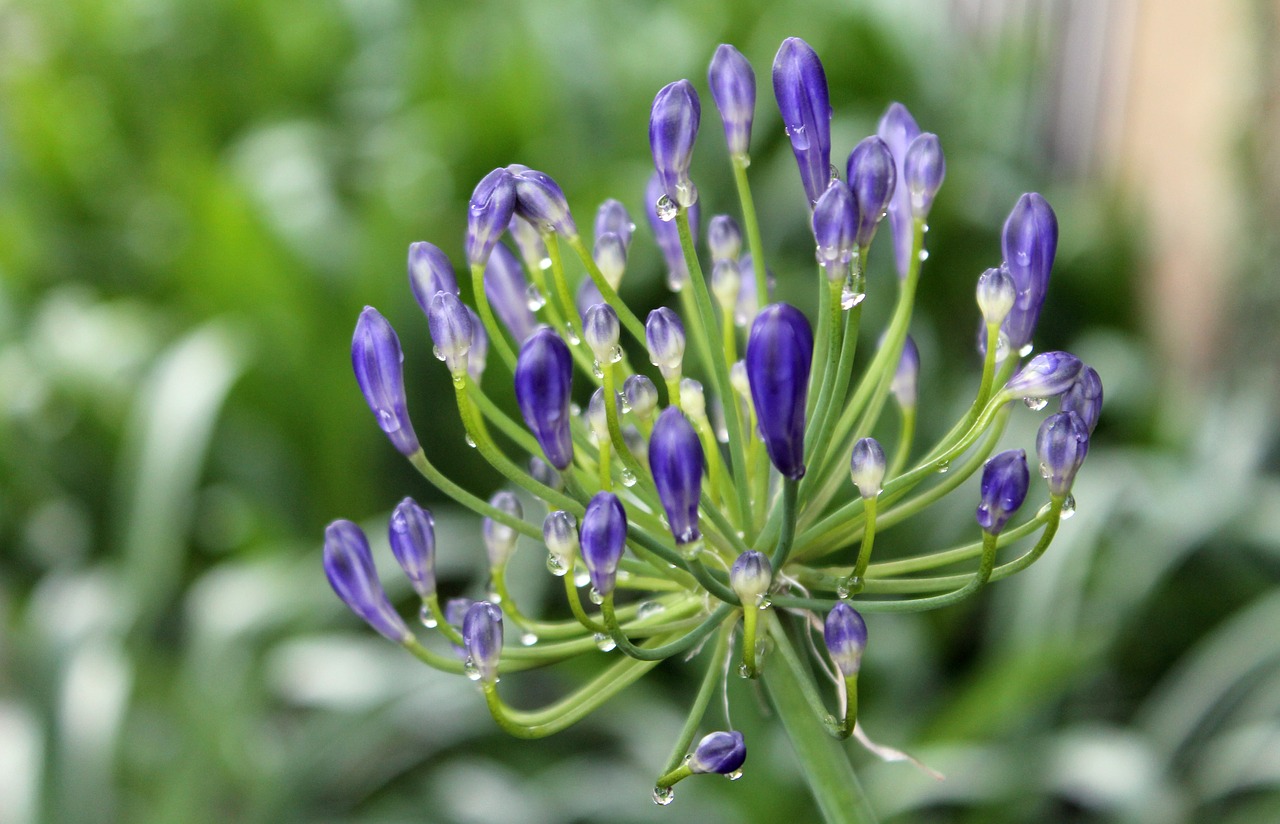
xmin=689 ymin=730 xmax=747 ymax=775
xmin=323 ymin=519 xmax=410 ymax=642
xmin=649 ymin=79 xmax=701 ymax=208
xmin=648 ymin=407 xmax=704 ymax=546
xmin=580 ymin=491 xmax=627 ymax=596
xmin=466 ymin=167 xmax=517 ymax=266
xmin=1001 ymin=192 xmax=1058 ymax=351
xmin=463 ymin=601 xmax=503 ymax=682
xmin=408 ymin=241 xmax=458 ymax=314
xmin=849 ymin=437 xmax=887 ymax=499
xmin=1060 ymin=365 xmax=1103 ymax=434
xmin=846 ymin=136 xmax=896 ymax=247
xmin=426 ymin=291 xmax=474 ymax=379
xmin=976 ymin=449 xmax=1030 ymax=534
xmin=514 ymin=328 xmax=575 ymax=470
xmin=730 ymin=550 xmax=772 ymax=606
xmin=772 ymin=37 xmax=832 ymax=205
xmin=1004 ymin=351 xmax=1084 ymax=400
xmin=877 ymin=102 xmax=922 ymax=277
xmin=352 ymin=306 xmax=419 ymax=455
xmin=708 ymin=44 xmax=756 ymax=157
xmin=482 ymin=491 xmax=523 ymax=569
xmin=824 ymin=601 xmax=867 ymax=678
xmin=812 ymin=182 xmax=859 ymax=280
xmin=510 ymin=166 xmax=578 ymax=237
xmin=389 ymin=497 xmax=436 ymax=598
xmin=904 ymin=133 xmax=945 ymax=218
xmin=594 ymin=198 xmax=635 ymax=249
xmin=593 ymin=232 xmax=628 ymax=289
xmin=1037 ymin=411 xmax=1090 ymax=497
xmin=890 ymin=335 xmax=920 ymax=409
xmin=710 ymin=259 xmax=742 ymax=311
xmin=543 ymin=510 xmax=579 ymax=571
xmin=465 ymin=306 xmax=488 ymax=381
xmin=708 ymin=214 xmax=743 ymax=262
xmin=646 ymin=306 xmax=686 ymax=379
xmin=645 ymin=173 xmax=699 ymax=290
xmin=623 ymin=374 xmax=659 ymax=421
xmin=746 ymin=303 xmax=814 ymax=480
xmin=976 ymin=265 xmax=1017 ymax=327
xmin=483 ymin=242 xmax=537 ymax=344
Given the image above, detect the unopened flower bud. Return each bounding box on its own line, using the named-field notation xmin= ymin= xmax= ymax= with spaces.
xmin=708 ymin=214 xmax=743 ymax=262
xmin=389 ymin=497 xmax=436 ymax=599
xmin=1060 ymin=366 xmax=1103 ymax=434
xmin=484 ymin=243 xmax=537 ymax=343
xmin=646 ymin=307 xmax=686 ymax=379
xmin=849 ymin=438 xmax=886 ymax=499
xmin=580 ymin=492 xmax=627 ymax=596
xmin=1004 ymin=351 xmax=1084 ymax=399
xmin=529 ymin=455 xmax=562 ymax=492
xmin=466 ymin=306 xmax=488 ymax=381
xmin=508 ymin=214 xmax=549 ymax=271
xmin=730 ymin=550 xmax=772 ymax=606
xmin=773 ymin=37 xmax=832 ymax=205
xmin=746 ymin=303 xmax=813 ymax=480
xmin=649 ymin=80 xmax=701 ymax=208
xmin=583 ymin=303 xmax=621 ymax=364
xmin=708 ymin=44 xmax=756 ymax=157
xmin=623 ymin=374 xmax=658 ymax=420
xmin=576 ymin=278 xmax=605 ymax=323
xmin=679 ymin=378 xmax=706 ymax=420
xmin=594 ymin=199 xmax=635 ymax=249
xmin=729 ymin=360 xmax=750 ymax=399
xmin=510 ymin=167 xmax=577 ymax=236
xmin=594 ymin=232 xmax=628 ymax=289
xmin=587 ymin=387 xmax=620 ymax=443
xmin=1002 ymin=192 xmax=1058 ymax=351
xmin=976 ymin=449 xmax=1029 ymax=535
xmin=649 ymin=407 xmax=704 ymax=546
xmin=646 ymin=173 xmax=699 ymax=290
xmin=427 ymin=292 xmax=473 ymax=377
xmin=463 ymin=601 xmax=503 ymax=682
xmin=690 ymin=731 xmax=747 ymax=775
xmin=1037 ymin=411 xmax=1090 ymax=497
xmin=352 ymin=307 xmax=419 ymax=455
xmin=904 ymin=133 xmax=944 ymax=218
xmin=812 ymin=182 xmax=858 ymax=280
xmin=846 ymin=136 xmax=896 ymax=247
xmin=514 ymin=328 xmax=575 ymax=470
xmin=877 ymin=102 xmax=921 ymax=277
xmin=466 ymin=168 xmax=517 ymax=266
xmin=407 ymin=242 xmax=458 ymax=315
xmin=711 ymin=259 xmax=741 ymax=311
xmin=890 ymin=335 xmax=920 ymax=409
xmin=976 ymin=265 xmax=1016 ymax=327
xmin=323 ymin=520 xmax=410 ymax=642
xmin=482 ymin=491 xmax=523 ymax=569
xmin=543 ymin=510 xmax=579 ymax=568
xmin=824 ymin=601 xmax=867 ymax=678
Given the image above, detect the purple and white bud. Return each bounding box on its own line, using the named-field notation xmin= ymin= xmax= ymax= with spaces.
xmin=482 ymin=491 xmax=523 ymax=569
xmin=463 ymin=601 xmax=503 ymax=682
xmin=508 ymin=214 xmax=549 ymax=271
xmin=846 ymin=136 xmax=896 ymax=247
xmin=730 ymin=550 xmax=772 ymax=606
xmin=679 ymin=378 xmax=707 ymax=420
xmin=466 ymin=168 xmax=517 ymax=266
xmin=710 ymin=259 xmax=741 ymax=311
xmin=352 ymin=307 xmax=420 ymax=455
xmin=772 ymin=37 xmax=832 ymax=205
xmin=593 ymin=232 xmax=628 ymax=289
xmin=646 ymin=307 xmax=686 ymax=379
xmin=824 ymin=601 xmax=867 ymax=678
xmin=707 ymin=214 xmax=743 ymax=262
xmin=426 ymin=292 xmax=473 ymax=378
xmin=976 ymin=265 xmax=1017 ymax=327
xmin=890 ymin=335 xmax=920 ymax=409
xmin=323 ymin=520 xmax=411 ymax=642
xmin=645 ymin=173 xmax=699 ymax=291
xmin=543 ymin=510 xmax=579 ymax=571
xmin=587 ymin=387 xmax=620 ymax=444
xmin=484 ymin=242 xmax=538 ymax=344
xmin=389 ymin=497 xmax=436 ymax=599
xmin=510 ymin=167 xmax=578 ymax=237
xmin=407 ymin=242 xmax=458 ymax=315
xmin=583 ymin=303 xmax=621 ymax=364
xmin=650 ymin=79 xmax=701 ymax=208
xmin=623 ymin=374 xmax=659 ymax=421
xmin=877 ymin=103 xmax=922 ymax=278
xmin=812 ymin=182 xmax=859 ymax=281
xmin=594 ymin=199 xmax=635 ymax=250
xmin=580 ymin=492 xmax=628 ymax=596
xmin=849 ymin=438 xmax=886 ymax=499
xmin=976 ymin=449 xmax=1030 ymax=535
xmin=576 ymin=278 xmax=605 ymax=323
xmin=1002 ymin=193 xmax=1058 ymax=351
xmin=466 ymin=306 xmax=488 ymax=381
xmin=1060 ymin=366 xmax=1103 ymax=434
xmin=903 ymin=133 xmax=945 ymax=219
xmin=689 ymin=731 xmax=747 ymax=776
xmin=746 ymin=304 xmax=814 ymax=480
xmin=1004 ymin=351 xmax=1084 ymax=400
xmin=648 ymin=407 xmax=705 ymax=546
xmin=708 ymin=44 xmax=756 ymax=158
xmin=1037 ymin=411 xmax=1090 ymax=497
xmin=514 ymin=328 xmax=575 ymax=470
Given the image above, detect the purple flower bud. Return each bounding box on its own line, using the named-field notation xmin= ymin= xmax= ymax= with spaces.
xmin=1001 ymin=193 xmax=1058 ymax=350
xmin=593 ymin=232 xmax=628 ymax=289
xmin=824 ymin=601 xmax=867 ymax=678
xmin=772 ymin=37 xmax=832 ymax=205
xmin=1037 ymin=411 xmax=1090 ymax=497
xmin=877 ymin=103 xmax=922 ymax=277
xmin=649 ymin=80 xmax=701 ymax=208
xmin=689 ymin=731 xmax=747 ymax=776
xmin=352 ymin=307 xmax=419 ymax=455
xmin=508 ymin=214 xmax=549 ymax=270
xmin=623 ymin=374 xmax=658 ymax=420
xmin=1004 ymin=351 xmax=1084 ymax=400
xmin=976 ymin=265 xmax=1017 ymax=327
xmin=483 ymin=242 xmax=537 ymax=344
xmin=323 ymin=520 xmax=410 ymax=642
xmin=466 ymin=306 xmax=488 ymax=381
xmin=514 ymin=328 xmax=575 ymax=470
xmin=482 ymin=491 xmax=523 ymax=569
xmin=1060 ymin=365 xmax=1102 ymax=434
xmin=543 ymin=510 xmax=579 ymax=570
xmin=746 ymin=303 xmax=813 ymax=480
xmin=583 ymin=303 xmax=621 ymax=364
xmin=903 ymin=133 xmax=944 ymax=218
xmin=445 ymin=597 xmax=473 ymax=658
xmin=594 ymin=199 xmax=635 ymax=249
xmin=976 ymin=449 xmax=1030 ymax=534
xmin=407 ymin=242 xmax=458 ymax=316
xmin=576 ymin=277 xmax=605 ymax=323
xmin=708 ymin=44 xmax=756 ymax=157
xmin=645 ymin=173 xmax=699 ymax=291
xmin=812 ymin=182 xmax=859 ymax=280
xmin=846 ymin=136 xmax=896 ymax=247
xmin=648 ymin=407 xmax=704 ymax=546
xmin=890 ymin=335 xmax=920 ymax=408
xmin=466 ymin=168 xmax=517 ymax=266
xmin=510 ymin=167 xmax=577 ymax=237
xmin=580 ymin=491 xmax=627 ymax=596
xmin=463 ymin=601 xmax=503 ymax=682
xmin=389 ymin=497 xmax=436 ymax=598
xmin=427 ymin=292 xmax=474 ymax=377
xmin=707 ymin=214 xmax=743 ymax=262
xmin=710 ymin=259 xmax=741 ymax=311
xmin=646 ymin=306 xmax=686 ymax=379
xmin=849 ymin=437 xmax=886 ymax=499
xmin=729 ymin=550 xmax=771 ymax=605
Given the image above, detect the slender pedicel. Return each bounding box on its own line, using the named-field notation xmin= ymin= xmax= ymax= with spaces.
xmin=389 ymin=497 xmax=436 ymax=599
xmin=708 ymin=44 xmax=756 ymax=158
xmin=324 ymin=520 xmax=411 ymax=642
xmin=352 ymin=307 xmax=419 ymax=456
xmin=772 ymin=37 xmax=832 ymax=205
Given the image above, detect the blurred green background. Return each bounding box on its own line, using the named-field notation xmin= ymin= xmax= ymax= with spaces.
xmin=3 ymin=0 xmax=1279 ymax=821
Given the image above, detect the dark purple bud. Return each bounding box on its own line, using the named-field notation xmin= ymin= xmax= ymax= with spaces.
xmin=1060 ymin=366 xmax=1102 ymax=434
xmin=903 ymin=133 xmax=944 ymax=218
xmin=729 ymin=550 xmax=771 ymax=605
xmin=580 ymin=491 xmax=627 ymax=596
xmin=514 ymin=328 xmax=575 ymax=470
xmin=583 ymin=303 xmax=621 ymax=364
xmin=710 ymin=259 xmax=741 ymax=311
xmin=463 ymin=601 xmax=503 ymax=682
xmin=466 ymin=306 xmax=488 ymax=381
xmin=543 ymin=510 xmax=578 ymax=571
xmin=976 ymin=265 xmax=1017 ymax=327
xmin=389 ymin=497 xmax=436 ymax=598
xmin=483 ymin=243 xmax=537 ymax=344
xmin=352 ymin=307 xmax=419 ymax=455
xmin=976 ymin=449 xmax=1030 ymax=534
xmin=708 ymin=44 xmax=756 ymax=157
xmin=811 ymin=182 xmax=859 ymax=281
xmin=849 ymin=438 xmax=886 ymax=499
xmin=445 ymin=597 xmax=473 ymax=658
xmin=482 ymin=490 xmax=523 ymax=569
xmin=466 ymin=168 xmax=517 ymax=266
xmin=593 ymin=232 xmax=627 ymax=289
xmin=623 ymin=374 xmax=659 ymax=420
xmin=689 ymin=731 xmax=747 ymax=776
xmin=1037 ymin=411 xmax=1090 ymax=498
xmin=576 ymin=277 xmax=605 ymax=322
xmin=427 ymin=292 xmax=473 ymax=377
xmin=746 ymin=303 xmax=813 ymax=480
xmin=594 ymin=199 xmax=635 ymax=249
xmin=1005 ymin=351 xmax=1083 ymax=400
xmin=508 ymin=214 xmax=549 ymax=270
xmin=824 ymin=601 xmax=867 ymax=678
xmin=648 ymin=407 xmax=704 ymax=546
xmin=877 ymin=103 xmax=922 ymax=277
xmin=846 ymin=136 xmax=896 ymax=247
xmin=707 ymin=214 xmax=743 ymax=262
xmin=645 ymin=173 xmax=699 ymax=291
xmin=407 ymin=242 xmax=458 ymax=315
xmin=510 ymin=167 xmax=577 ymax=237
xmin=772 ymin=37 xmax=832 ymax=205
xmin=649 ymin=80 xmax=701 ymax=208
xmin=323 ymin=520 xmax=410 ymax=642
xmin=1001 ymin=193 xmax=1059 ymax=350
xmin=890 ymin=335 xmax=920 ymax=408
xmin=646 ymin=306 xmax=686 ymax=379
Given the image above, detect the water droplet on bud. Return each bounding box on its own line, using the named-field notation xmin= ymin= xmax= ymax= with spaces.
xmin=609 ymin=344 xmax=624 ymax=364
xmin=656 ymin=195 xmax=678 ymax=222
xmin=637 ymin=601 xmax=665 ymax=620
xmin=525 ymin=284 xmax=546 ymax=311
xmin=1019 ymin=343 xmax=1034 ymax=357
xmin=588 ymin=587 xmax=604 ymax=605
xmin=918 ymin=249 xmax=929 ymax=261
xmin=564 ymin=323 xmax=581 ymax=345
xmin=463 ymin=658 xmax=482 ymax=681
xmin=1060 ymin=494 xmax=1077 ymax=518
xmin=546 ymin=554 xmax=568 ymax=576
xmin=538 ymin=256 xmax=553 ymax=271
xmin=1023 ymin=396 xmax=1048 ymax=411
xmin=1039 ymin=461 xmax=1051 ymax=479
xmin=574 ymin=567 xmax=590 ymax=587
xmin=726 ymin=768 xmax=744 ymax=781
xmin=840 ymin=285 xmax=866 ymax=309
xmin=737 ymin=663 xmax=752 ymax=678
xmin=419 ymin=605 xmax=438 ymax=628
xmin=652 ymin=786 xmax=675 ymax=806
xmin=432 ymin=345 xmax=445 ymax=362
xmin=936 ymin=460 xmax=951 ymax=474
xmin=592 ymin=361 xmax=604 ymax=379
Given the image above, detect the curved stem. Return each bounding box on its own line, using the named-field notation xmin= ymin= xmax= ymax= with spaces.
xmin=660 ymin=619 xmax=736 ymax=774
xmin=601 ymin=595 xmax=733 ymax=661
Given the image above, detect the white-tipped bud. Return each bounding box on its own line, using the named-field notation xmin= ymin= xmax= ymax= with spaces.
xmin=849 ymin=437 xmax=886 ymax=499
xmin=482 ymin=491 xmax=523 ymax=569
xmin=679 ymin=378 xmax=707 ymax=420
xmin=730 ymin=550 xmax=772 ymax=606
xmin=729 ymin=360 xmax=750 ymax=399
xmin=976 ymin=265 xmax=1016 ymax=327
xmin=542 ymin=510 xmax=579 ymax=568
xmin=587 ymin=387 xmax=615 ymax=443
xmin=623 ymin=374 xmax=659 ymax=420
xmin=710 ymin=259 xmax=742 ymax=313
xmin=583 ymin=303 xmax=621 ymax=364
xmin=594 ymin=232 xmax=627 ymax=289
xmin=645 ymin=307 xmax=686 ymax=380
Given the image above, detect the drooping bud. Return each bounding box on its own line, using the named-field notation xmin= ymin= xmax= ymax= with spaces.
xmin=1001 ymin=193 xmax=1058 ymax=351
xmin=1004 ymin=351 xmax=1084 ymax=400
xmin=746 ymin=303 xmax=814 ymax=480
xmin=646 ymin=307 xmax=686 ymax=380
xmin=389 ymin=497 xmax=436 ymax=599
xmin=483 ymin=242 xmax=538 ymax=343
xmin=679 ymin=378 xmax=706 ymax=420
xmin=623 ymin=374 xmax=658 ymax=421
xmin=849 ymin=438 xmax=886 ymax=499
xmin=514 ymin=328 xmax=575 ymax=470
xmin=466 ymin=168 xmax=517 ymax=266
xmin=689 ymin=731 xmax=747 ymax=776
xmin=593 ymin=232 xmax=628 ymax=289
xmin=730 ymin=550 xmax=772 ymax=606
xmin=649 ymin=79 xmax=701 ymax=208
xmin=976 ymin=265 xmax=1017 ymax=327
xmin=1060 ymin=366 xmax=1103 ymax=434
xmin=510 ymin=167 xmax=578 ymax=237
xmin=975 ymin=449 xmax=1030 ymax=534
xmin=707 ymin=214 xmax=743 ymax=262
xmin=648 ymin=407 xmax=704 ymax=546
xmin=594 ymin=199 xmax=635 ymax=249
xmin=583 ymin=303 xmax=621 ymax=364
xmin=846 ymin=136 xmax=896 ymax=247
xmin=580 ymin=491 xmax=628 ymax=596
xmin=812 ymin=182 xmax=859 ymax=280
xmin=903 ymin=133 xmax=945 ymax=218
xmin=1037 ymin=411 xmax=1090 ymax=497
xmin=463 ymin=601 xmax=503 ymax=682
xmin=323 ymin=519 xmax=410 ymax=642
xmin=708 ymin=44 xmax=756 ymax=157
xmin=543 ymin=510 xmax=579 ymax=572
xmin=710 ymin=259 xmax=741 ymax=311
xmin=645 ymin=173 xmax=700 ymax=291
xmin=482 ymin=491 xmax=523 ymax=569
xmin=877 ymin=103 xmax=922 ymax=277
xmin=466 ymin=306 xmax=488 ymax=381
xmin=772 ymin=37 xmax=832 ymax=205
xmin=427 ymin=292 xmax=473 ymax=378
xmin=352 ymin=307 xmax=420 ymax=455
xmin=407 ymin=242 xmax=458 ymax=315
xmin=823 ymin=601 xmax=867 ymax=678
xmin=890 ymin=335 xmax=920 ymax=409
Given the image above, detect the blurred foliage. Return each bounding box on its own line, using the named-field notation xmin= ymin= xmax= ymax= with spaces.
xmin=1 ymin=0 xmax=1277 ymax=823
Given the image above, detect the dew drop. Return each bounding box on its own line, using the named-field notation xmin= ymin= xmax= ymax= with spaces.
xmin=432 ymin=345 xmax=446 ymax=362
xmin=464 ymin=433 xmax=477 ymax=448
xmin=588 ymin=587 xmax=605 ymax=605
xmin=1039 ymin=461 xmax=1051 ymax=479
xmin=620 ymin=467 xmax=637 ymax=487
xmin=1019 ymin=343 xmax=1034 ymax=357
xmin=652 ymin=786 xmax=675 ymax=806
xmin=824 ymin=713 xmax=839 ymax=729
xmin=840 ymin=285 xmax=866 ymax=310
xmin=525 ymin=284 xmax=546 ymax=311
xmin=637 ymin=600 xmax=665 ymax=620
xmin=679 ymin=539 xmax=704 ymax=560
xmin=609 ymin=344 xmax=624 ymax=364
xmin=569 ymin=402 xmax=582 ymax=416
xmin=546 ymin=554 xmax=568 ymax=576
xmin=666 ymin=272 xmax=687 ymax=292
xmin=1060 ymin=494 xmax=1077 ymax=519
xmin=520 ymin=631 xmax=539 ymax=646
xmin=922 ymin=223 xmax=931 ymax=233
xmin=726 ymin=769 xmax=744 ymax=781
xmin=828 ymin=163 xmax=840 ymax=184
xmin=620 ymin=397 xmax=633 ymax=414
xmin=758 ymin=595 xmax=772 ymax=610
xmin=564 ymin=324 xmax=582 ymax=345
xmin=418 ymin=605 xmax=438 ymax=628
xmin=538 ymin=257 xmax=553 ymax=271
xmin=836 ymin=580 xmax=851 ymax=599
xmin=738 ymin=663 xmax=752 ymax=678
xmin=463 ymin=658 xmax=482 ymax=681
xmin=656 ymin=195 xmax=678 ymax=222
xmin=936 ymin=460 xmax=951 ymax=474
xmin=593 ymin=632 xmax=617 ymax=652
xmin=918 ymin=249 xmax=930 ymax=262
xmin=592 ymin=361 xmax=604 ymax=379
xmin=376 ymin=409 xmax=398 ymax=432
xmin=1023 ymin=396 xmax=1048 ymax=411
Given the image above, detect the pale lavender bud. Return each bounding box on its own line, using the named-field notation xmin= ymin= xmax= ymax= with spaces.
xmin=710 ymin=258 xmax=741 ymax=311
xmin=510 ymin=167 xmax=578 ymax=237
xmin=427 ymin=292 xmax=473 ymax=378
xmin=594 ymin=199 xmax=635 ymax=249
xmin=389 ymin=497 xmax=436 ymax=599
xmin=689 ymin=731 xmax=747 ymax=775
xmin=649 ymin=80 xmax=701 ymax=208
xmin=1060 ymin=366 xmax=1103 ymax=434
xmin=529 ymin=455 xmax=562 ymax=492
xmin=594 ymin=232 xmax=628 ymax=289
xmin=576 ymin=277 xmax=605 ymax=323
xmin=623 ymin=374 xmax=659 ymax=421
xmin=508 ymin=214 xmax=549 ymax=270
xmin=708 ymin=44 xmax=756 ymax=157
xmin=890 ymin=335 xmax=920 ymax=409
xmin=483 ymin=242 xmax=537 ymax=343
xmin=846 ymin=136 xmax=896 ymax=247
xmin=646 ymin=306 xmax=686 ymax=379
xmin=903 ymin=133 xmax=944 ymax=218
xmin=877 ymin=103 xmax=921 ymax=277
xmin=707 ymin=214 xmax=743 ymax=262
xmin=812 ymin=182 xmax=859 ymax=281
xmin=1037 ymin=411 xmax=1090 ymax=497
xmin=1004 ymin=351 xmax=1084 ymax=400
xmin=543 ymin=510 xmax=578 ymax=570
xmin=976 ymin=449 xmax=1029 ymax=534
xmin=729 ymin=550 xmax=771 ymax=606
xmin=976 ymin=265 xmax=1016 ymax=327
xmin=408 ymin=242 xmax=458 ymax=315
xmin=466 ymin=306 xmax=488 ymax=381
xmin=583 ymin=303 xmax=621 ymax=364
xmin=849 ymin=438 xmax=886 ymax=499
xmin=482 ymin=491 xmax=523 ymax=569
xmin=824 ymin=602 xmax=867 ymax=678
xmin=463 ymin=601 xmax=503 ymax=682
